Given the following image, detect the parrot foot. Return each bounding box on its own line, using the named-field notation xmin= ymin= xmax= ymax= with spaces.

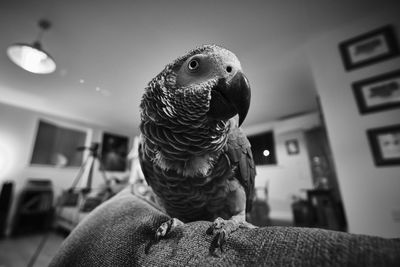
xmin=206 ymin=217 xmax=255 ymax=256
xmin=155 ymin=218 xmax=184 ymax=241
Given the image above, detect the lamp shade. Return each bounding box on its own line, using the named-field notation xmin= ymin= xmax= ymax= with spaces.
xmin=7 ymin=41 xmax=56 ymax=74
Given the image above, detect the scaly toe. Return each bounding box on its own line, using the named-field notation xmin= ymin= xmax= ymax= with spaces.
xmin=209 ymin=229 xmax=227 ymax=255
xmin=206 ymin=217 xmax=225 ymax=235
xmin=207 ymin=217 xmax=242 ymax=256
xmin=155 ymin=218 xmax=184 ymax=241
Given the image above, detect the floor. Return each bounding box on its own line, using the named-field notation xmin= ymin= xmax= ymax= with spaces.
xmin=0 ymin=231 xmax=66 ymax=267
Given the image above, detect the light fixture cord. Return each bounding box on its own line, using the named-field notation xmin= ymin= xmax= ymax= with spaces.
xmin=35 ymin=30 xmax=45 ymax=43
xmin=35 ymin=19 xmax=51 ymax=42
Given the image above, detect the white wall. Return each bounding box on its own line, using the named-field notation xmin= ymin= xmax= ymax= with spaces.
xmin=0 ymin=102 xmax=133 ymax=192
xmin=0 ymin=102 xmax=132 ymax=234
xmin=307 ymin=7 xmax=400 ymax=237
xmin=245 ymin=112 xmax=320 ymax=222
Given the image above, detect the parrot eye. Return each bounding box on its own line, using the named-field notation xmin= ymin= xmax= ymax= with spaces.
xmin=188 ymin=59 xmax=200 ymax=72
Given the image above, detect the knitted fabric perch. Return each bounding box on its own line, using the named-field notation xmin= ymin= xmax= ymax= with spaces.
xmin=50 ymin=188 xmax=400 ymax=267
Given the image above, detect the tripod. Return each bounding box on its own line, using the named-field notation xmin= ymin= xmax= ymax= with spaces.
xmin=69 ymin=142 xmax=109 ymax=194
xmin=27 ymin=142 xmax=109 ymax=267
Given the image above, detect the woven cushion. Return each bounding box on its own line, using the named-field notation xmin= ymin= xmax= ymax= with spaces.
xmin=50 ymin=188 xmax=400 ymax=267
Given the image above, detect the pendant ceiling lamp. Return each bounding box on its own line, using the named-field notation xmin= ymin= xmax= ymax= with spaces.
xmin=7 ymin=19 xmax=56 ymax=74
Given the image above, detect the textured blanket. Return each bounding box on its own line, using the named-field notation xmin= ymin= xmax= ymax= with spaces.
xmin=50 ymin=188 xmax=400 ymax=266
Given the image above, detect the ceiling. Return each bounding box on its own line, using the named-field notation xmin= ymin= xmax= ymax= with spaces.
xmin=0 ymin=0 xmax=391 ymax=135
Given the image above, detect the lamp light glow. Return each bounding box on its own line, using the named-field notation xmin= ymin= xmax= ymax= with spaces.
xmin=7 ymin=19 xmax=56 ymax=74
xmin=263 ymin=149 xmax=270 ymax=157
xmin=7 ymin=42 xmax=56 ymax=74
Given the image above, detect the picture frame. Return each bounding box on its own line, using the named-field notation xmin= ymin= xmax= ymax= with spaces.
xmin=339 ymin=25 xmax=399 ymax=71
xmin=367 ymin=124 xmax=400 ymax=166
xmin=30 ymin=119 xmax=88 ymax=167
xmin=101 ymin=132 xmax=129 ymax=171
xmin=352 ymin=69 xmax=400 ymax=114
xmin=285 ymin=139 xmax=299 ymax=155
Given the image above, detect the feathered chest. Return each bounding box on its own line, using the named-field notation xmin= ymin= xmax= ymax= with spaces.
xmin=140 ymin=75 xmax=230 ymax=176
xmin=139 ymin=90 xmax=235 ymax=220
xmin=138 ymin=66 xmax=248 ymax=221
xmin=139 ymin=142 xmax=235 ymax=222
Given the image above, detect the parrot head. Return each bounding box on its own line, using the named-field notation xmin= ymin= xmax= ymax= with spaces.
xmin=141 ymin=44 xmax=251 ymax=127
xmin=172 ymin=45 xmax=251 ymax=126
xmin=140 ymin=45 xmax=251 ymax=172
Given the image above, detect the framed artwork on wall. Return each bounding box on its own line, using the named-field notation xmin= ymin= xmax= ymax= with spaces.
xmin=352 ymin=69 xmax=400 ymax=114
xmin=285 ymin=139 xmax=299 ymax=155
xmin=367 ymin=124 xmax=400 ymax=166
xmin=101 ymin=132 xmax=129 ymax=171
xmin=30 ymin=120 xmax=88 ymax=167
xmin=339 ymin=25 xmax=399 ymax=71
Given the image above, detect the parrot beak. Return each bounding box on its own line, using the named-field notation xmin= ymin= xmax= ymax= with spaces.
xmin=207 ymin=71 xmax=251 ymax=126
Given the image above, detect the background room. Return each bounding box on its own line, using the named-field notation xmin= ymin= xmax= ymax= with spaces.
xmin=0 ymin=0 xmax=400 ymax=266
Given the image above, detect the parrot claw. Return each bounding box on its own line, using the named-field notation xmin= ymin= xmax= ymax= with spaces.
xmin=207 ymin=217 xmax=255 ymax=256
xmin=209 ymin=229 xmax=226 ymax=255
xmin=207 ymin=217 xmax=230 ymax=256
xmin=155 ymin=218 xmax=184 ymax=241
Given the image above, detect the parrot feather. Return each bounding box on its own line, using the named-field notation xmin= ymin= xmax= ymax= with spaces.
xmin=138 ymin=44 xmax=256 ymax=253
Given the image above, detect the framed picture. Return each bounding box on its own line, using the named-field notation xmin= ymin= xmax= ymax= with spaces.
xmin=339 ymin=25 xmax=399 ymax=71
xmin=367 ymin=124 xmax=400 ymax=166
xmin=31 ymin=120 xmax=88 ymax=167
xmin=352 ymin=69 xmax=400 ymax=114
xmin=285 ymin=139 xmax=299 ymax=155
xmin=101 ymin=132 xmax=129 ymax=171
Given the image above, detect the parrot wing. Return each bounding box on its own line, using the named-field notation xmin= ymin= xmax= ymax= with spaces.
xmin=225 ymin=126 xmax=256 ymax=212
xmin=138 ymin=140 xmax=156 ymax=193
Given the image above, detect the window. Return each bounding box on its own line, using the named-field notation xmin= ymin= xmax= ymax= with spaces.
xmin=248 ymin=131 xmax=277 ymax=165
xmin=30 ymin=120 xmax=87 ymax=167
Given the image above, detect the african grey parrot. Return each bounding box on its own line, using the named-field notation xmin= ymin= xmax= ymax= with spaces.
xmin=138 ymin=44 xmax=256 ymax=254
